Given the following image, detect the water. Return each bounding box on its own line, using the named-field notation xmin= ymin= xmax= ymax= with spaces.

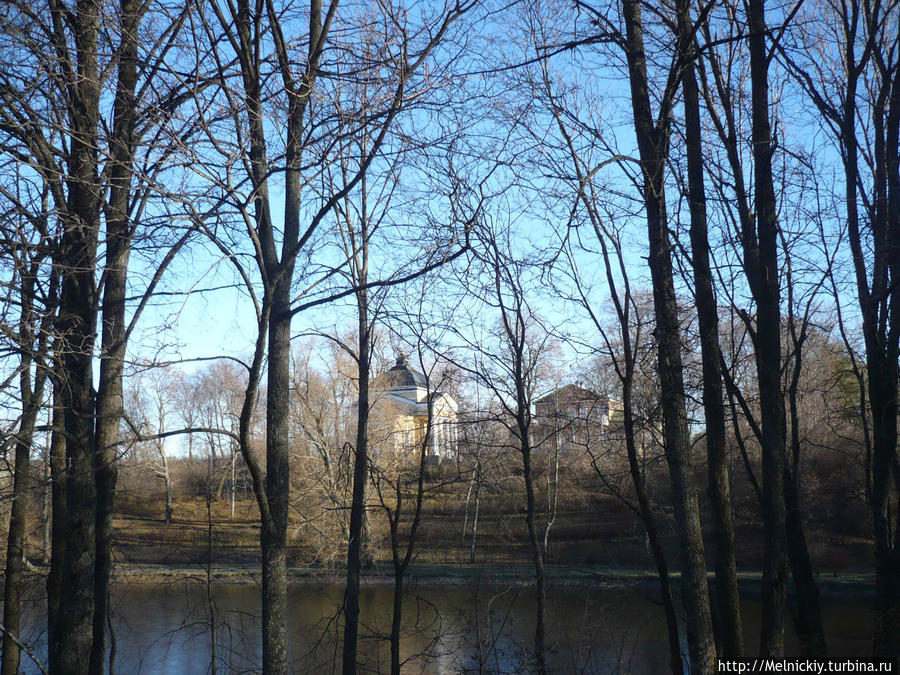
xmin=11 ymin=575 xmax=875 ymax=673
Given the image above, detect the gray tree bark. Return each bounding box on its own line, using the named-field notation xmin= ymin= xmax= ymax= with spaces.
xmin=620 ymin=0 xmax=717 ymax=670
xmin=90 ymin=2 xmax=143 ymax=670
xmin=2 ymin=268 xmax=51 ymax=675
xmin=747 ymin=0 xmax=789 ymax=656
xmin=678 ymin=0 xmax=743 ymax=657
xmin=343 ymin=292 xmax=370 ymax=675
xmin=52 ymin=4 xmax=103 ymax=670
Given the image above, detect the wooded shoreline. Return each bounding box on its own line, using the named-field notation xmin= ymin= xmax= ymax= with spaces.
xmin=18 ymin=564 xmax=876 ymax=593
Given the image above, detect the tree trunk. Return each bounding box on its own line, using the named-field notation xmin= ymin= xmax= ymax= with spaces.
xmin=90 ymin=0 xmax=139 ymax=656
xmin=871 ymin=372 xmax=900 ymax=662
xmin=390 ymin=568 xmax=403 ymax=675
xmin=2 ymin=261 xmax=53 ymax=674
xmin=470 ymin=471 xmax=480 ymax=564
xmin=262 ymin=275 xmax=292 ymax=675
xmin=679 ymin=0 xmax=743 ymax=656
xmin=55 ymin=256 xmax=100 ymax=675
xmin=2 ymin=340 xmax=42 ymax=675
xmin=825 ymin=5 xmax=900 ymax=659
xmin=162 ymin=453 xmax=174 ymax=525
xmin=783 ymin=309 xmax=826 ymax=656
xmin=521 ymin=440 xmax=547 ymax=674
xmin=783 ymin=460 xmax=826 ymax=656
xmin=51 ymin=1 xmax=103 ymax=670
xmin=55 ymin=245 xmax=100 ymax=675
xmin=47 ymin=390 xmax=67 ymax=675
xmin=747 ymin=0 xmax=789 ymax=656
xmin=343 ymin=292 xmax=370 ymax=675
xmin=872 ymin=45 xmax=900 ymax=663
xmin=54 ymin=4 xmax=102 ymax=667
xmin=620 ymin=0 xmax=717 ymax=670
xmin=42 ymin=448 xmax=51 ymax=565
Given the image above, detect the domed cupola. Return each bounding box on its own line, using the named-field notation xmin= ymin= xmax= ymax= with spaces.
xmin=367 ymin=351 xmax=459 ymax=460
xmin=374 ymin=352 xmax=427 ymax=390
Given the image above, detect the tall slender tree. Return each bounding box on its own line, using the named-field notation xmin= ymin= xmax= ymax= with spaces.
xmin=745 ymin=0 xmax=789 ymax=654
xmin=443 ymin=221 xmax=560 ymax=673
xmin=0 ymin=3 xmax=198 ymax=669
xmin=194 ymin=2 xmax=475 ymax=670
xmin=571 ymin=0 xmax=719 ymax=668
xmin=677 ymin=0 xmax=743 ymax=656
xmin=0 ymin=176 xmax=58 ymax=675
xmin=528 ymin=26 xmax=685 ymax=663
xmin=778 ymin=0 xmax=900 ymax=659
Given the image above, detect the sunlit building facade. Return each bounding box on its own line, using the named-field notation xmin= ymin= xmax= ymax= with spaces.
xmin=532 ymin=383 xmax=622 ymax=452
xmin=369 ymin=353 xmax=458 ymax=461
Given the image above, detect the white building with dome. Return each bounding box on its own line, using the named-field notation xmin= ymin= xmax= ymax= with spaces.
xmin=369 ymin=353 xmax=458 ymax=461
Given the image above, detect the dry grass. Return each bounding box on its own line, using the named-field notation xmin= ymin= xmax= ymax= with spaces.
xmin=0 ymin=451 xmax=874 ymax=575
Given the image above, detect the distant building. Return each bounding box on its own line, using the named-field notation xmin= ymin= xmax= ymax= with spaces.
xmin=369 ymin=353 xmax=458 ymax=461
xmin=533 ymin=383 xmax=621 ymax=450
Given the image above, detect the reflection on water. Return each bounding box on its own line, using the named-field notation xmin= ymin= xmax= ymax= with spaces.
xmin=12 ymin=576 xmax=874 ymax=673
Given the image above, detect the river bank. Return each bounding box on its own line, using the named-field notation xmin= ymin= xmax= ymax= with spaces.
xmin=83 ymin=562 xmax=876 ymax=595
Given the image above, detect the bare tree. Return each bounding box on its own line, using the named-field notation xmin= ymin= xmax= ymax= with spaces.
xmin=124 ymin=367 xmax=183 ymax=524
xmin=676 ymin=0 xmax=743 ymax=655
xmin=367 ymin=341 xmax=454 ymax=675
xmin=563 ymin=0 xmax=718 ymax=668
xmin=781 ymin=232 xmax=829 ymax=656
xmin=445 ymin=221 xmax=559 ymax=674
xmin=0 ymin=3 xmax=105 ymax=665
xmin=691 ymin=0 xmax=825 ymax=655
xmin=740 ymin=0 xmax=791 ymax=655
xmin=777 ymin=0 xmax=900 ymax=659
xmin=522 ymin=8 xmax=684 ymax=664
xmin=189 ymin=362 xmax=256 ymax=503
xmin=0 ymin=3 xmax=198 ymax=669
xmin=190 ymin=2 xmax=476 ymax=670
xmin=290 ymin=341 xmax=355 ymax=561
xmin=0 ymin=167 xmax=58 ymax=675
xmin=319 ymin=106 xmax=475 ymax=672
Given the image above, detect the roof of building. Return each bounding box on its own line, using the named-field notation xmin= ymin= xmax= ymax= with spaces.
xmin=535 ymin=383 xmax=606 ymax=405
xmin=372 ymin=352 xmax=428 ymax=390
